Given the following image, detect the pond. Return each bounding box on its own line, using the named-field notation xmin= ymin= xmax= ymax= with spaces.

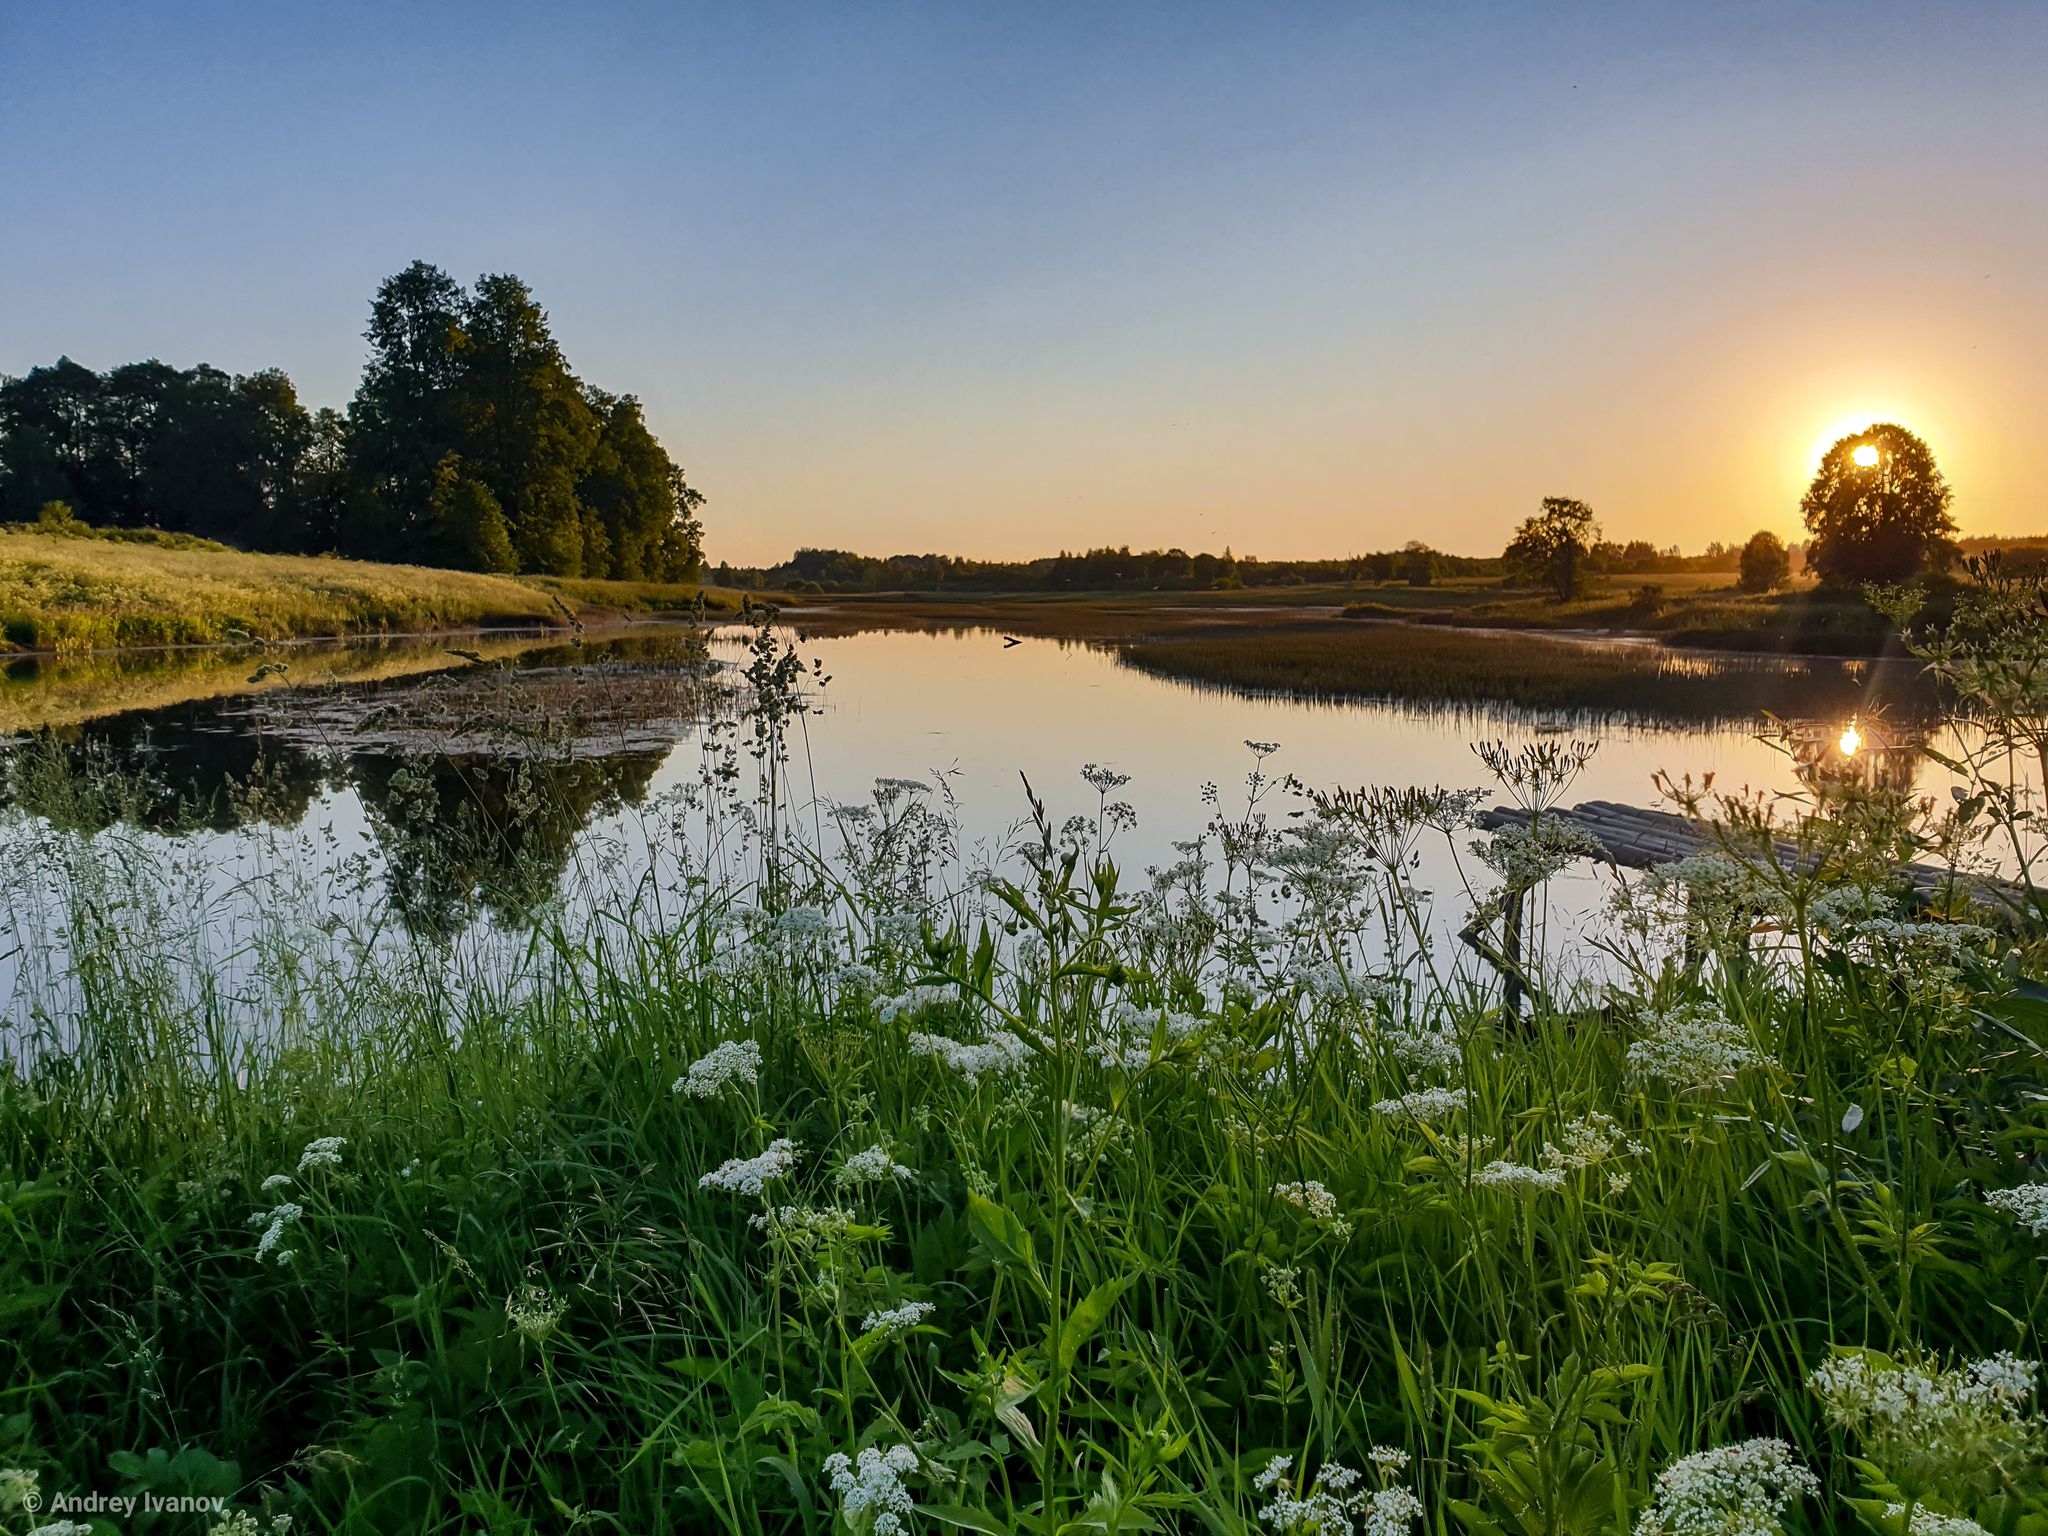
xmin=0 ymin=617 xmax=1945 ymax=1035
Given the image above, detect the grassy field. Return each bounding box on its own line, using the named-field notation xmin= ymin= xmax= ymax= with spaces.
xmin=0 ymin=528 xmax=570 ymax=650
xmin=2 ymin=592 xmax=2048 ymax=1536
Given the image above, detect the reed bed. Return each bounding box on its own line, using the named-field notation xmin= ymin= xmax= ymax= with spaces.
xmin=0 ymin=601 xmax=2044 ymax=1536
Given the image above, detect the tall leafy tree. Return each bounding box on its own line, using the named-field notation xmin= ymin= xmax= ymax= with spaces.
xmin=455 ymin=273 xmax=600 ymax=576
xmin=1505 ymin=497 xmax=1600 ymax=601
xmin=1801 ymin=423 xmax=1958 ymax=585
xmin=344 ymin=261 xmax=471 ymax=561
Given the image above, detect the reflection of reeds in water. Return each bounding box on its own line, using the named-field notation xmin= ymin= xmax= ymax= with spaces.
xmin=1117 ymin=623 xmax=1936 ymax=727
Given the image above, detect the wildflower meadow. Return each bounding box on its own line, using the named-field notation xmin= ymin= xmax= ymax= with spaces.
xmin=5 ymin=583 xmax=2048 ymax=1536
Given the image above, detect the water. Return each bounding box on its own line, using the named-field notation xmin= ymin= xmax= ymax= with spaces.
xmin=0 ymin=621 xmax=1940 ymax=1029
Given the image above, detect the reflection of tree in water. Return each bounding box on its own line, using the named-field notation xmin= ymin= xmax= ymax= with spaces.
xmin=348 ymin=749 xmax=663 ymax=932
xmin=0 ymin=704 xmax=324 ymax=833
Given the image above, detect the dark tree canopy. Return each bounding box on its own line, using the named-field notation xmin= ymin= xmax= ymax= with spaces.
xmin=1801 ymin=423 xmax=1957 ymax=586
xmin=1504 ymin=497 xmax=1600 ymax=601
xmin=1738 ymin=530 xmax=1791 ymax=593
xmin=0 ymin=262 xmax=705 ymax=580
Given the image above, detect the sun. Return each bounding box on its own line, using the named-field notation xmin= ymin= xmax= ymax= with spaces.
xmin=1851 ymin=444 xmax=1879 ymax=467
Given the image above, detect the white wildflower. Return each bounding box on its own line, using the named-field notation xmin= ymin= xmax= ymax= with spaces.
xmin=823 ymin=1444 xmax=920 ymax=1536
xmin=1884 ymin=1507 xmax=1990 ymax=1536
xmin=1475 ymin=820 xmax=1606 ymax=888
xmin=675 ymin=1039 xmax=762 ymax=1098
xmin=1542 ymin=1113 xmax=1645 ymax=1171
xmin=775 ymin=905 xmax=830 ymax=938
xmin=1474 ymin=1161 xmax=1565 ymax=1192
xmin=861 ymin=1301 xmax=936 ymax=1338
xmin=878 ymin=984 xmax=957 ymax=1023
xmin=248 ymin=1201 xmax=304 ymax=1264
xmin=0 ymin=1468 xmax=37 ymax=1513
xmin=837 ymin=1145 xmax=914 ymax=1185
xmin=1255 ymin=1455 xmax=1424 ymax=1536
xmin=261 ymin=1173 xmax=294 ymax=1193
xmin=29 ymin=1523 xmax=95 ymax=1536
xmin=1377 ymin=1023 xmax=1463 ymax=1073
xmin=297 ymin=1137 xmax=346 ymax=1173
xmin=1369 ymin=1447 xmax=1410 ymax=1473
xmin=1627 ymin=1003 xmax=1769 ymax=1089
xmin=1810 ymin=1349 xmax=2048 ymax=1499
xmin=699 ymin=1139 xmax=801 ymax=1196
xmin=1984 ymin=1184 xmax=2048 ymax=1236
xmin=907 ymin=1030 xmax=1032 ymax=1085
xmin=750 ymin=1205 xmax=857 ymax=1246
xmin=505 ymin=1283 xmax=568 ymax=1345
xmin=1373 ymin=1087 xmax=1468 ymax=1122
xmin=1634 ymin=1438 xmax=1818 ymax=1536
xmin=831 ymin=962 xmax=884 ymax=994
xmin=1274 ymin=1181 xmax=1339 ymax=1219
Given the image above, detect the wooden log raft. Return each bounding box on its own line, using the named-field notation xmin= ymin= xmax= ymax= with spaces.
xmin=1473 ymin=798 xmax=2001 ymax=902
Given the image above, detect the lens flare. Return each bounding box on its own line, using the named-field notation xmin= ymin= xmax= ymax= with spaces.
xmin=1839 ymin=722 xmax=1862 ymax=756
xmin=1852 ymin=444 xmax=1880 ymax=467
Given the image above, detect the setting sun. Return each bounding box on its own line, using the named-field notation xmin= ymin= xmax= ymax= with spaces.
xmin=1852 ymin=444 xmax=1880 ymax=467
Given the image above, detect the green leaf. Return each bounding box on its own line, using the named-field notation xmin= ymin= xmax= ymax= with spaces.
xmin=967 ymin=1193 xmax=1048 ymax=1300
xmin=1053 ymin=1274 xmax=1134 ymax=1378
xmin=925 ymin=1506 xmax=1018 ymax=1535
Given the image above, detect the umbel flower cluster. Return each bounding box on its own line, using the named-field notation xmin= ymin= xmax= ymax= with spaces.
xmin=699 ymin=1139 xmax=801 ymax=1195
xmin=1254 ymin=1451 xmax=1422 ymax=1536
xmin=823 ymin=1443 xmax=920 ymax=1536
xmin=675 ymin=1038 xmax=761 ymax=1097
xmin=1633 ymin=1438 xmax=1818 ymax=1536
xmin=1808 ymin=1349 xmax=2047 ymax=1502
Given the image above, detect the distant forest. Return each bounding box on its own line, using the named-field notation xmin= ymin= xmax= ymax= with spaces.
xmin=715 ymin=538 xmax=1756 ymax=594
xmin=0 ymin=263 xmax=704 ymax=581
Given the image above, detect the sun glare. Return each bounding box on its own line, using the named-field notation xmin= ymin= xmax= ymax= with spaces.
xmin=1838 ymin=721 xmax=1862 ymax=756
xmin=1851 ymin=444 xmax=1879 ymax=467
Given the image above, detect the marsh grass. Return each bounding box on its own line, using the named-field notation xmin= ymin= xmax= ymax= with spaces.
xmin=1119 ymin=623 xmax=1934 ymax=726
xmin=0 ymin=613 xmax=2044 ymax=1536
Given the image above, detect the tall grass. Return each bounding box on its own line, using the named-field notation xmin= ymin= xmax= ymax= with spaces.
xmin=0 ymin=529 xmax=564 ymax=650
xmin=0 ymin=613 xmax=2044 ymax=1536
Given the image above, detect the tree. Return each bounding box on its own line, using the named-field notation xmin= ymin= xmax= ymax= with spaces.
xmin=1505 ymin=497 xmax=1600 ymax=601
xmin=1738 ymin=530 xmax=1791 ymax=593
xmin=1801 ymin=423 xmax=1957 ymax=585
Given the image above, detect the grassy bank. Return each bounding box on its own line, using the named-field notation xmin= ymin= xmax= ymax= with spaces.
xmin=0 ymin=528 xmax=571 ymax=651
xmin=3 ymin=595 xmax=2048 ymax=1536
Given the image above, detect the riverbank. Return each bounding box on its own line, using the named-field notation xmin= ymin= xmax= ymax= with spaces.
xmin=0 ymin=527 xmax=738 ymax=652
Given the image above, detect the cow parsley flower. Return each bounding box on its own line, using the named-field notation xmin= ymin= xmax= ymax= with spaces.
xmin=700 ymin=1139 xmax=801 ymax=1196
xmin=1274 ymin=1180 xmax=1339 ymax=1218
xmin=1883 ymin=1507 xmax=1990 ymax=1536
xmin=823 ymin=1444 xmax=920 ymax=1536
xmin=676 ymin=1039 xmax=762 ymax=1098
xmin=878 ymin=984 xmax=957 ymax=1023
xmin=505 ymin=1283 xmax=569 ymax=1345
xmin=1627 ymin=1003 xmax=1769 ymax=1089
xmin=749 ymin=1205 xmax=856 ymax=1245
xmin=907 ymin=1030 xmax=1032 ymax=1085
xmin=1634 ymin=1438 xmax=1818 ymax=1536
xmin=261 ymin=1173 xmax=294 ymax=1194
xmin=837 ymin=1145 xmax=914 ymax=1185
xmin=249 ymin=1201 xmax=304 ymax=1264
xmin=1542 ymin=1113 xmax=1644 ymax=1170
xmin=28 ymin=1522 xmax=95 ymax=1536
xmin=1810 ymin=1349 xmax=2048 ymax=1502
xmin=1373 ymin=1087 xmax=1469 ymax=1122
xmin=1255 ymin=1455 xmax=1424 ymax=1536
xmin=861 ymin=1301 xmax=936 ymax=1338
xmin=1474 ymin=1161 xmax=1565 ymax=1192
xmin=1984 ymin=1184 xmax=2048 ymax=1236
xmin=0 ymin=1467 xmax=38 ymax=1513
xmin=297 ymin=1137 xmax=346 ymax=1173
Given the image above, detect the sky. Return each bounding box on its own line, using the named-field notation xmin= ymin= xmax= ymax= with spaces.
xmin=3 ymin=1 xmax=2045 ymax=565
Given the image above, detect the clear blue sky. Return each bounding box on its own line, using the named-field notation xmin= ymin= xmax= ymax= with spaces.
xmin=4 ymin=1 xmax=2044 ymax=562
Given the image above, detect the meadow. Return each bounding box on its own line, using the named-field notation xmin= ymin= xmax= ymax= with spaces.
xmin=1 ymin=593 xmax=2047 ymax=1536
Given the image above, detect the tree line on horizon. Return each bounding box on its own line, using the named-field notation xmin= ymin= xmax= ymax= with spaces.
xmin=713 ymin=538 xmax=1755 ymax=595
xmin=0 ymin=263 xmax=704 ymax=581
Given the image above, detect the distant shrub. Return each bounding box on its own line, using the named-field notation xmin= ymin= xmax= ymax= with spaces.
xmin=1739 ymin=531 xmax=1792 ymax=592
